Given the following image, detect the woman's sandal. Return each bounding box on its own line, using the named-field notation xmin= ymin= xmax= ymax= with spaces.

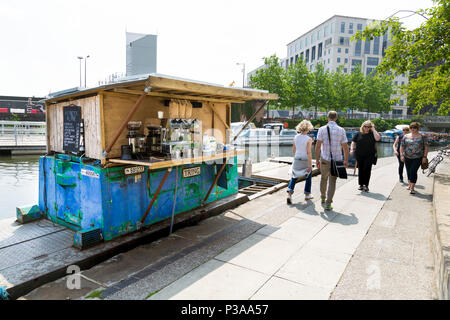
xmin=410 ymin=190 xmax=416 ymax=194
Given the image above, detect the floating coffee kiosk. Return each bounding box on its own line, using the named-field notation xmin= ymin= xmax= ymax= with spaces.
xmin=17 ymin=74 xmax=277 ymax=249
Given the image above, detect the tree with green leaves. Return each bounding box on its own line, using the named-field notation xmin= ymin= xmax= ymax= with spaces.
xmin=249 ymin=55 xmax=287 ymax=116
xmin=330 ymin=66 xmax=352 ymax=113
xmin=363 ymin=72 xmax=396 ymax=114
xmin=285 ymin=58 xmax=312 ymax=118
xmin=348 ymin=64 xmax=366 ymax=116
xmin=310 ymin=63 xmax=333 ymax=117
xmin=353 ymin=0 xmax=449 ymax=115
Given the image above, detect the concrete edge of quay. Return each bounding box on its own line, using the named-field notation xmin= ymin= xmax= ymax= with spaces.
xmin=431 ymin=157 xmax=450 ymax=300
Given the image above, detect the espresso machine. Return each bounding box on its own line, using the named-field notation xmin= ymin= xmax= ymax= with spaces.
xmin=121 ymin=121 xmax=146 ymax=160
xmin=146 ymin=125 xmax=167 ymax=156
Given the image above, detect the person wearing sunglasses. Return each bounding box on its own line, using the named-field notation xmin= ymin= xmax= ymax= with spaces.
xmin=393 ymin=126 xmax=410 ymax=183
xmin=400 ymin=122 xmax=429 ymax=194
xmin=350 ymin=120 xmax=381 ymax=192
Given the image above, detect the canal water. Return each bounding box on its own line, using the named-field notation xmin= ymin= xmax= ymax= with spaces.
xmin=0 ymin=142 xmax=398 ymax=220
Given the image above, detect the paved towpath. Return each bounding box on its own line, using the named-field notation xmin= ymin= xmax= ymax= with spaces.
xmin=21 ymin=155 xmax=438 ymax=300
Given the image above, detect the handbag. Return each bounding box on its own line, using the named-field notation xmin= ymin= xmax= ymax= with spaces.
xmin=327 ymin=126 xmax=347 ymax=179
xmin=421 ymin=135 xmax=429 ymax=170
xmin=372 ymin=153 xmax=378 ymax=165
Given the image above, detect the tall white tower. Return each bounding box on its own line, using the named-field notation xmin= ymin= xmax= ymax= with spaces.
xmin=126 ymin=32 xmax=157 ymax=76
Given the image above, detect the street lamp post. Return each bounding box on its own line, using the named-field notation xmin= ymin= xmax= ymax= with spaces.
xmin=84 ymin=55 xmax=90 ymax=88
xmin=77 ymin=56 xmax=83 ymax=87
xmin=236 ymin=62 xmax=245 ymax=88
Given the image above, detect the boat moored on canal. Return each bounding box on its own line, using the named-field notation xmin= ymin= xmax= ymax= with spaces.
xmin=18 ymin=74 xmax=278 ymax=249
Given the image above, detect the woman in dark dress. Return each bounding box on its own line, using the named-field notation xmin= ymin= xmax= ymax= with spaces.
xmin=350 ymin=120 xmax=381 ymax=192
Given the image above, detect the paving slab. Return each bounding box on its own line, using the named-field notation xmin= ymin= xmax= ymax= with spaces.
xmin=215 ymin=233 xmax=299 ymax=275
xmin=275 ymin=245 xmax=351 ymax=291
xmin=250 ymin=276 xmax=330 ymax=300
xmin=255 ymin=216 xmax=326 ymax=247
xmin=148 ymin=259 xmax=270 ymax=300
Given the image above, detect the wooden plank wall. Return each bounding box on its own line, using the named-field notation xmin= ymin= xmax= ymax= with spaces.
xmin=47 ymin=93 xmax=230 ymax=160
xmin=46 ymin=95 xmax=102 ymax=159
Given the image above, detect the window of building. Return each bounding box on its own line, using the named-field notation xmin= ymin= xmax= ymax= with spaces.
xmin=295 ymin=54 xmax=298 ymax=63
xmin=305 ymin=49 xmax=310 ymax=63
xmin=345 ymin=48 xmax=349 ymax=54
xmin=367 ymin=57 xmax=379 ymax=66
xmin=300 ymin=39 xmax=304 ymax=49
xmin=305 ymin=37 xmax=309 ymax=47
xmin=311 ymin=46 xmax=316 ymax=61
xmin=337 ymin=57 xmax=341 ymax=63
xmin=330 ymin=22 xmax=334 ymax=34
xmin=401 ymin=81 xmax=405 ymax=86
xmin=318 ymin=43 xmax=323 ymax=58
xmin=290 ymin=57 xmax=294 ymax=65
xmin=344 ymin=68 xmax=348 ymax=73
xmin=339 ymin=37 xmax=344 ymax=45
xmin=286 ymin=59 xmax=289 ymax=68
xmin=349 ymin=23 xmax=353 ymax=29
xmin=300 ymin=52 xmax=304 ymax=60
xmin=311 ymin=34 xmax=315 ymax=44
xmin=324 ymin=26 xmax=329 ymax=37
xmin=328 ymin=58 xmax=330 ymax=63
xmin=364 ymin=40 xmax=371 ymax=54
xmin=328 ymin=49 xmax=331 ymax=54
xmin=338 ymin=48 xmax=341 ymax=53
xmin=317 ymin=29 xmax=321 ymax=41
xmin=355 ymin=40 xmax=362 ymax=56
xmin=393 ymin=109 xmax=402 ymax=115
xmin=341 ymin=22 xmax=345 ymax=33
xmin=310 ymin=64 xmax=314 ymax=71
xmin=382 ymin=32 xmax=388 ymax=57
xmin=295 ymin=43 xmax=298 ymax=52
xmin=399 ymin=100 xmax=404 ymax=106
xmin=325 ymin=38 xmax=332 ymax=48
xmin=357 ymin=23 xmax=362 ymax=30
xmin=366 ymin=67 xmax=375 ymax=76
xmin=373 ymin=36 xmax=380 ymax=55
xmin=344 ymin=58 xmax=348 ymax=63
xmin=394 ymin=81 xmax=398 ymax=86
xmin=352 ymin=59 xmax=362 ymax=66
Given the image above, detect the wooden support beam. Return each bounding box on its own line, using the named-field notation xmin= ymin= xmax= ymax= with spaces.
xmin=104 ymin=88 xmax=149 ymax=155
xmin=207 ymin=103 xmax=230 ymax=130
xmin=112 ymin=88 xmax=245 ymax=104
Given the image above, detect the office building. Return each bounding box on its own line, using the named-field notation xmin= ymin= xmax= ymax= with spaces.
xmin=249 ymin=15 xmax=409 ymax=116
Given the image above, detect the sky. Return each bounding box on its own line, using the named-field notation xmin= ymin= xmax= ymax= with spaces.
xmin=0 ymin=0 xmax=435 ymax=98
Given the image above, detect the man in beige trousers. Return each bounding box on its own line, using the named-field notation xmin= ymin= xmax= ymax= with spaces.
xmin=315 ymin=111 xmax=349 ymax=210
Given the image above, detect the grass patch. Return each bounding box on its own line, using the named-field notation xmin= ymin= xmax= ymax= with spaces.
xmin=145 ymin=290 xmax=160 ymax=299
xmin=85 ymin=289 xmax=105 ymax=300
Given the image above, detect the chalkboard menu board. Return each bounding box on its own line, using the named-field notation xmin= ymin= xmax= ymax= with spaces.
xmin=63 ymin=105 xmax=82 ymax=152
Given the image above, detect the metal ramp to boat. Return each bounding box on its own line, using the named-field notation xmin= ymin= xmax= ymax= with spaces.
xmin=238 ymin=176 xmax=287 ymax=201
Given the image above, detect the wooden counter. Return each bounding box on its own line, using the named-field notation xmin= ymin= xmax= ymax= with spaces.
xmin=107 ymin=149 xmax=247 ymax=171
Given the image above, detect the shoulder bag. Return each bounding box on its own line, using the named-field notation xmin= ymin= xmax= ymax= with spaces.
xmin=372 ymin=132 xmax=378 ymax=165
xmin=327 ymin=126 xmax=347 ymax=179
xmin=421 ymin=135 xmax=429 ymax=170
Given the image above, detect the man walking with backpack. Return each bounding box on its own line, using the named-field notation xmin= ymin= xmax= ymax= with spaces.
xmin=315 ymin=111 xmax=349 ymax=211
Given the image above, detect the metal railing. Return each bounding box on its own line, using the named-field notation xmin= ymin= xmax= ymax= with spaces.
xmin=0 ymin=121 xmax=46 ymax=146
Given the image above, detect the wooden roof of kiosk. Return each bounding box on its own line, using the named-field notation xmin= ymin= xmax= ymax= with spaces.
xmin=45 ymin=73 xmax=278 ymax=169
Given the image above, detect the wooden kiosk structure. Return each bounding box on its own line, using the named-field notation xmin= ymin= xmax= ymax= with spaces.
xmin=35 ymin=74 xmax=278 ymax=249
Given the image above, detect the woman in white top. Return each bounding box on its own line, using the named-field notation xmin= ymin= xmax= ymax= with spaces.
xmin=287 ymin=120 xmax=314 ymax=204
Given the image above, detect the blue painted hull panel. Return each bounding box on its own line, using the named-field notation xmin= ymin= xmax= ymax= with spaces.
xmin=39 ymin=155 xmax=238 ymax=241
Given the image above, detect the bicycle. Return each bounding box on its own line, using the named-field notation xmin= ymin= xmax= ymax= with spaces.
xmin=425 ymin=147 xmax=450 ymax=176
